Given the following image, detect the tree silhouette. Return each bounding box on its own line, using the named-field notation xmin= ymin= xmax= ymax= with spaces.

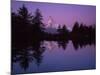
xmin=32 ymin=8 xmax=44 ymax=37
xmin=72 ymin=22 xmax=79 ymax=35
xmin=62 ymin=25 xmax=69 ymax=34
xmin=12 ymin=5 xmax=33 ymax=49
xmin=71 ymin=22 xmax=96 ymax=50
xmin=57 ymin=24 xmax=62 ymax=32
xmin=17 ymin=4 xmax=32 ymax=31
xmin=57 ymin=24 xmax=69 ymax=40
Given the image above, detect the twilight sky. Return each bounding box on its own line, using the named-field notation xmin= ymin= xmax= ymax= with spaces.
xmin=11 ymin=1 xmax=96 ymax=29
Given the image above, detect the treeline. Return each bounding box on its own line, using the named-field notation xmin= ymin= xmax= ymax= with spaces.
xmin=71 ymin=22 xmax=96 ymax=49
xmin=12 ymin=5 xmax=45 ymax=48
xmin=71 ymin=22 xmax=95 ymax=40
xmin=12 ymin=5 xmax=96 ymax=48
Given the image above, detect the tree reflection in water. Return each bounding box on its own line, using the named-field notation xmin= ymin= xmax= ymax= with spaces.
xmin=12 ymin=38 xmax=95 ymax=71
xmin=12 ymin=40 xmax=45 ymax=70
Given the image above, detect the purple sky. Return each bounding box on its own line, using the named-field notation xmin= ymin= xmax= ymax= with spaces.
xmin=11 ymin=1 xmax=96 ymax=29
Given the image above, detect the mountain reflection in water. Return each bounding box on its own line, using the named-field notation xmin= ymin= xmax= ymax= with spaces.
xmin=11 ymin=39 xmax=95 ymax=74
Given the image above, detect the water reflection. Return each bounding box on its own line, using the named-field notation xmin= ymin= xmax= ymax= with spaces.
xmin=12 ymin=39 xmax=95 ymax=74
xmin=12 ymin=40 xmax=45 ymax=71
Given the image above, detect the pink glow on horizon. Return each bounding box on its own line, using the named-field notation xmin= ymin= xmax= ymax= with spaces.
xmin=11 ymin=1 xmax=96 ymax=29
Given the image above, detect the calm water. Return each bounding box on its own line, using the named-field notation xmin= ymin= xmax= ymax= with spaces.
xmin=12 ymin=40 xmax=96 ymax=74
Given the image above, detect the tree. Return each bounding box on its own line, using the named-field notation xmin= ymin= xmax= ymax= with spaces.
xmin=72 ymin=22 xmax=79 ymax=33
xmin=62 ymin=25 xmax=69 ymax=33
xmin=59 ymin=25 xmax=69 ymax=35
xmin=57 ymin=24 xmax=62 ymax=32
xmin=32 ymin=9 xmax=44 ymax=35
xmin=17 ymin=4 xmax=32 ymax=31
xmin=12 ymin=5 xmax=33 ymax=48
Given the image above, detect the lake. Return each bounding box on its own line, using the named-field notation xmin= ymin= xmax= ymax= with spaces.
xmin=11 ymin=40 xmax=96 ymax=74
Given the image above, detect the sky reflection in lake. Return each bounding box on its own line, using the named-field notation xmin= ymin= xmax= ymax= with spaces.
xmin=12 ymin=40 xmax=95 ymax=74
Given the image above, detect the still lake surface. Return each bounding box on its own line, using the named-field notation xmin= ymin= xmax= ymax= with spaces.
xmin=12 ymin=40 xmax=96 ymax=74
